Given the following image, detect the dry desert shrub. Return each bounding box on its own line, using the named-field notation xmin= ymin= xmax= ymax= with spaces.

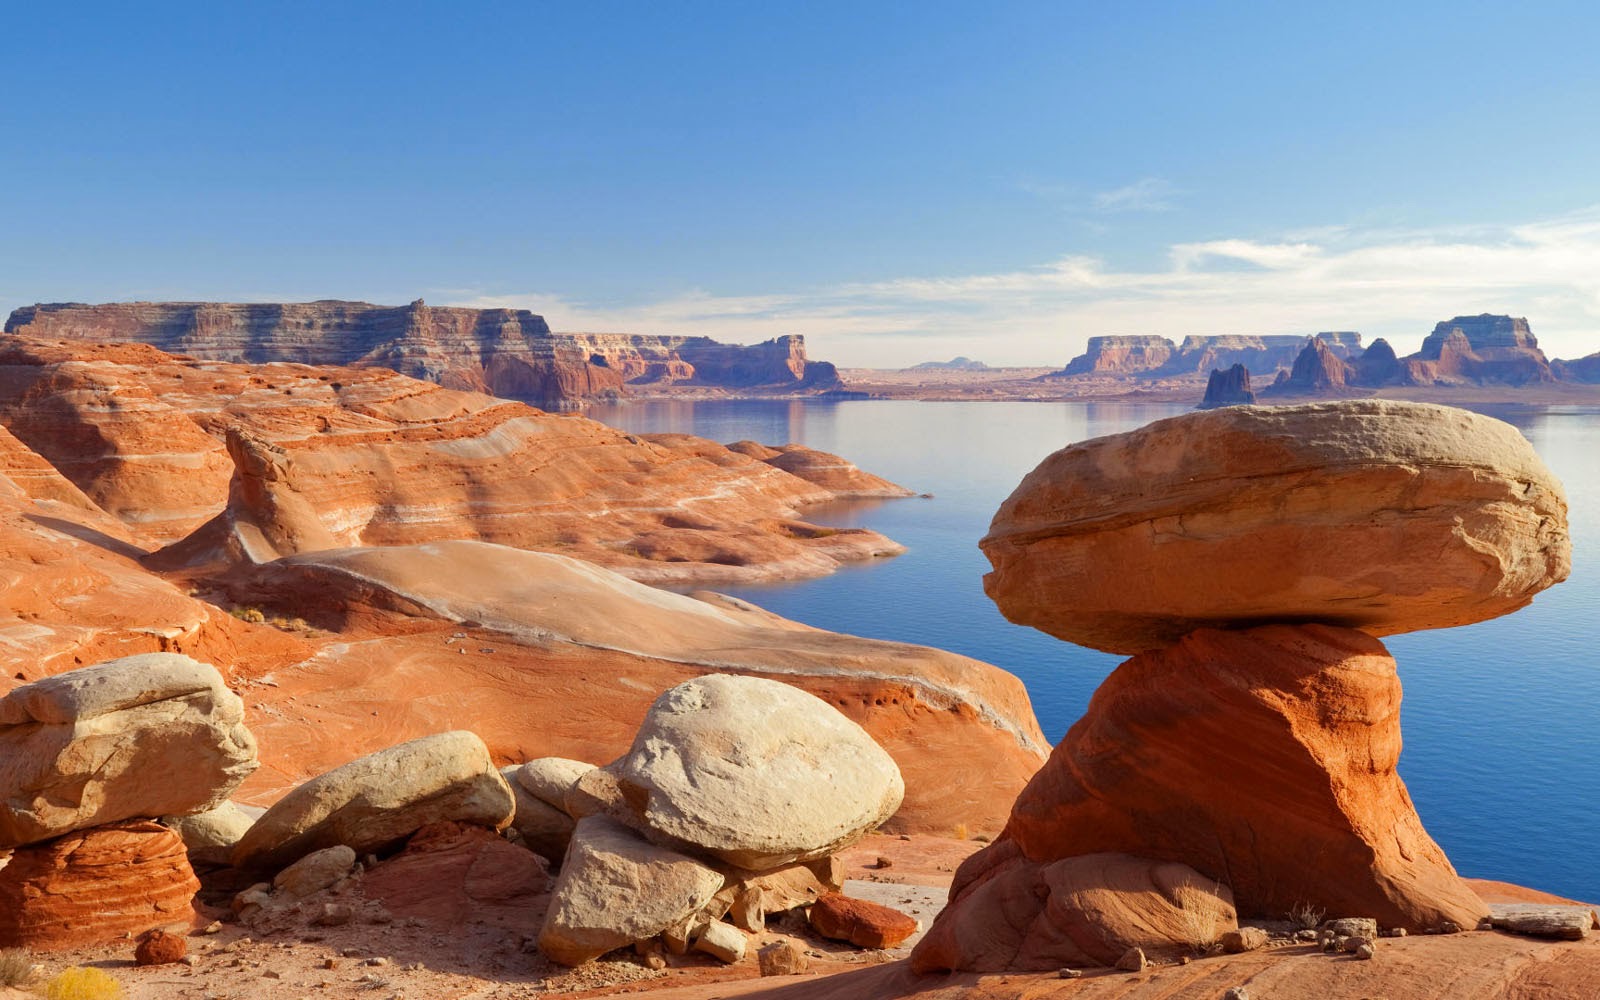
xmin=45 ymin=966 xmax=125 ymax=1000
xmin=0 ymin=949 xmax=33 ymax=986
xmin=1288 ymin=900 xmax=1326 ymax=931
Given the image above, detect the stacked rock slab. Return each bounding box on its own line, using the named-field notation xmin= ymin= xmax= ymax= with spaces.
xmin=0 ymin=654 xmax=256 ymax=948
xmin=538 ymin=674 xmax=902 ymax=965
xmin=914 ymin=401 xmax=1571 ymax=972
xmin=232 ymin=730 xmax=515 ymax=873
xmin=0 ymin=653 xmax=258 ymax=847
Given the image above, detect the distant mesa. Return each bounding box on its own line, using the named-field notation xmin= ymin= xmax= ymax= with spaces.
xmin=3 ymin=299 xmax=841 ymax=410
xmin=1055 ymin=332 xmax=1363 ymax=379
xmin=1061 ymin=315 xmax=1597 ymax=402
xmin=910 ymin=356 xmax=991 ymax=371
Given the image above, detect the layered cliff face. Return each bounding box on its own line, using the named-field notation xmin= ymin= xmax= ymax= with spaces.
xmin=1056 ymin=332 xmax=1361 ymax=378
xmin=4 ymin=300 xmax=840 ymax=408
xmin=1405 ymin=315 xmax=1555 ymax=386
xmin=0 ymin=336 xmax=896 ymax=582
xmin=1553 ymin=351 xmax=1600 ymax=383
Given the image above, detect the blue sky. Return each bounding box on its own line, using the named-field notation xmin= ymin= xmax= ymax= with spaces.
xmin=4 ymin=2 xmax=1600 ymax=365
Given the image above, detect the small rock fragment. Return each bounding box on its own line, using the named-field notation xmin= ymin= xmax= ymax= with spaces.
xmin=1223 ymin=989 xmax=1251 ymax=1000
xmin=274 ymin=844 xmax=357 ymax=898
xmin=1058 ymin=967 xmax=1083 ymax=979
xmin=1222 ymin=927 xmax=1268 ymax=953
xmin=135 ymin=929 xmax=188 ymax=966
xmin=1356 ymin=943 xmax=1376 ymax=960
xmin=757 ymin=940 xmax=809 ymax=976
xmin=1342 ymin=934 xmax=1374 ymax=954
xmin=1115 ymin=946 xmax=1146 ymax=972
xmin=1439 ymin=920 xmax=1462 ymax=934
xmin=1324 ymin=917 xmax=1379 ymax=939
xmin=313 ymin=903 xmax=354 ymax=927
xmin=694 ymin=920 xmax=748 ymax=964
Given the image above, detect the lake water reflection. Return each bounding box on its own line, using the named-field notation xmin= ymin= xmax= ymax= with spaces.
xmin=588 ymin=398 xmax=1600 ymax=902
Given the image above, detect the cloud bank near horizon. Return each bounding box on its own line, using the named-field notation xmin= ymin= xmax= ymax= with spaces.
xmin=462 ymin=210 xmax=1600 ymax=369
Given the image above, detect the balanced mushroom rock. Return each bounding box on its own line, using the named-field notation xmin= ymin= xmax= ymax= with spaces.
xmin=602 ymin=674 xmax=905 ymax=870
xmin=232 ymin=730 xmax=514 ymax=873
xmin=0 ymin=653 xmax=258 ymax=848
xmin=915 ymin=401 xmax=1571 ymax=972
xmin=982 ymin=400 xmax=1569 ymax=655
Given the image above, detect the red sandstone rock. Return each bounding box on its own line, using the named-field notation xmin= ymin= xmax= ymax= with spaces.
xmin=135 ymin=929 xmax=188 ymax=966
xmin=361 ymin=821 xmax=551 ymax=928
xmin=0 ymin=336 xmax=897 ymax=582
xmin=982 ymin=400 xmax=1570 ymax=654
xmin=0 ymin=821 xmax=199 ymax=949
xmin=723 ymin=441 xmax=915 ymax=498
xmin=225 ymin=541 xmax=1047 ymax=837
xmin=809 ymin=893 xmax=919 ymax=949
xmin=911 ymin=852 xmax=1235 ymax=972
xmin=931 ymin=625 xmax=1489 ymax=950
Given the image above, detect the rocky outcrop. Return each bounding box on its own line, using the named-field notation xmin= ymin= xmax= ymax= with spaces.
xmin=913 ymin=853 xmax=1236 ymax=971
xmin=1264 ymin=337 xmax=1352 ymax=395
xmin=981 ymin=401 xmax=1569 ymax=654
xmin=1404 ymin=315 xmax=1555 ymax=386
xmin=1060 ymin=335 xmax=1175 ymax=375
xmin=5 ymin=300 xmax=841 ymax=408
xmin=500 ymin=764 xmax=577 ymax=863
xmin=149 ymin=427 xmax=338 ymax=567
xmin=1350 ymin=336 xmax=1407 ymax=386
xmin=603 ymin=675 xmax=904 ymax=870
xmin=0 ymin=821 xmax=199 ymax=949
xmin=0 ymin=336 xmax=900 ymax=580
xmin=1057 ymin=333 xmax=1362 ymax=378
xmin=0 ymin=654 xmax=257 ymax=848
xmin=722 ymin=440 xmax=914 ymax=498
xmin=232 ymin=730 xmax=514 ymax=873
xmin=538 ymin=815 xmax=727 ymax=966
xmin=1197 ymin=363 xmax=1255 ymax=407
xmin=227 ymin=540 xmax=1046 ymax=835
xmin=1553 ymin=350 xmax=1600 ymax=383
xmin=931 ymin=626 xmax=1489 ymax=943
xmin=361 ymin=821 xmax=552 ymax=927
xmin=916 ymin=400 xmax=1570 ymax=972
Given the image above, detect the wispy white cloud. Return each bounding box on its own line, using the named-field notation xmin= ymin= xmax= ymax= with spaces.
xmin=1093 ymin=177 xmax=1180 ymax=213
xmin=443 ymin=208 xmax=1600 ymax=367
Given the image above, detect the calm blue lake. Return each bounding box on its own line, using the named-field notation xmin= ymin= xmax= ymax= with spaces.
xmin=588 ymin=398 xmax=1600 ymax=903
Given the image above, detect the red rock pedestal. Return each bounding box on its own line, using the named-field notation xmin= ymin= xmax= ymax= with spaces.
xmin=913 ymin=624 xmax=1488 ymax=972
xmin=0 ymin=821 xmax=199 ymax=949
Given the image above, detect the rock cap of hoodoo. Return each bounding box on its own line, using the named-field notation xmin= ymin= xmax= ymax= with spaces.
xmin=0 ymin=654 xmax=257 ymax=848
xmin=982 ymin=400 xmax=1570 ymax=654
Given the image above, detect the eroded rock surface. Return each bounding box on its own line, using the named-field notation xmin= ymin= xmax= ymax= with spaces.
xmin=983 ymin=400 xmax=1569 ymax=654
xmin=0 ymin=653 xmax=257 ymax=848
xmin=922 ymin=625 xmax=1490 ymax=952
xmin=0 ymin=821 xmax=199 ymax=949
xmin=914 ymin=852 xmax=1235 ymax=971
xmin=232 ymin=730 xmax=513 ymax=872
xmin=538 ymin=815 xmax=725 ymax=966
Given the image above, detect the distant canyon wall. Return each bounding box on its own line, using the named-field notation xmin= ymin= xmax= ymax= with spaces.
xmin=1065 ymin=315 xmax=1595 ymax=392
xmin=4 ymin=300 xmax=840 ymax=408
xmin=1059 ymin=332 xmax=1364 ymax=378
